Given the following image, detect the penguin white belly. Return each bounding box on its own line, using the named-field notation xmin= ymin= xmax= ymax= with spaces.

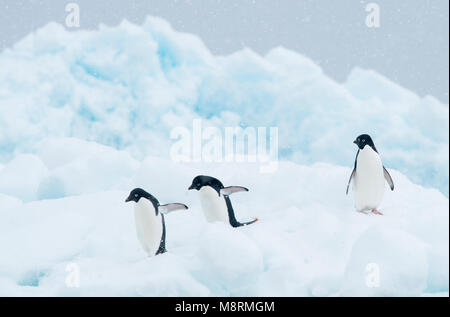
xmin=134 ymin=199 xmax=163 ymax=256
xmin=198 ymin=186 xmax=229 ymax=224
xmin=354 ymin=146 xmax=385 ymax=212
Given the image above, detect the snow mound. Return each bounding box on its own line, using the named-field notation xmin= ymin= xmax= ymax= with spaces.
xmin=0 ymin=16 xmax=448 ymax=296
xmin=0 ymin=17 xmax=448 ymax=195
xmin=0 ymin=140 xmax=447 ymax=296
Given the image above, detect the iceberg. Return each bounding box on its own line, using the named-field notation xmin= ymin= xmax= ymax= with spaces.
xmin=0 ymin=17 xmax=448 ymax=296
xmin=0 ymin=17 xmax=447 ymax=195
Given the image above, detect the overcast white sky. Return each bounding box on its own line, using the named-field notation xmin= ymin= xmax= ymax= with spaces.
xmin=0 ymin=0 xmax=448 ymax=103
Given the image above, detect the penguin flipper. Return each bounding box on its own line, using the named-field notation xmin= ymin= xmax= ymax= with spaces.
xmin=220 ymin=186 xmax=249 ymax=196
xmin=159 ymin=203 xmax=188 ymax=215
xmin=383 ymin=166 xmax=395 ymax=191
xmin=156 ymin=214 xmax=167 ymax=255
xmin=224 ymin=196 xmax=258 ymax=228
xmin=347 ymin=150 xmax=359 ymax=195
xmin=346 ymin=168 xmax=355 ymax=195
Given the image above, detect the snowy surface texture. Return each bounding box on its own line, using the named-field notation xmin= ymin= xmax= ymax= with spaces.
xmin=0 ymin=17 xmax=448 ymax=296
xmin=0 ymin=17 xmax=448 ymax=195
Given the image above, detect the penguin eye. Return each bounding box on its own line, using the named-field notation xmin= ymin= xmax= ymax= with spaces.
xmin=362 ymin=139 xmax=365 ymax=143
xmin=134 ymin=194 xmax=138 ymax=197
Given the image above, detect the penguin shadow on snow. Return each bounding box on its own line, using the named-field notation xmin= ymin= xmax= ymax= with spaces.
xmin=346 ymin=134 xmax=395 ymax=216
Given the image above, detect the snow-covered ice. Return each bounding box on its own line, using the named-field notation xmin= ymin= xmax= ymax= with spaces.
xmin=0 ymin=142 xmax=447 ymax=296
xmin=0 ymin=17 xmax=448 ymax=296
xmin=0 ymin=17 xmax=448 ymax=196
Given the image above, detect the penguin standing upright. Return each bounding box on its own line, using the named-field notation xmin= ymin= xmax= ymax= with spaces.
xmin=346 ymin=134 xmax=394 ymax=215
xmin=125 ymin=188 xmax=188 ymax=256
xmin=188 ymin=175 xmax=258 ymax=227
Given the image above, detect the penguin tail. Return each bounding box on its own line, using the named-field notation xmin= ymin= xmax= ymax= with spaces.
xmin=156 ymin=247 xmax=167 ymax=255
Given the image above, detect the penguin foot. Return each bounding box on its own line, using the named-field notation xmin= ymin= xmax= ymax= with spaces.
xmin=155 ymin=248 xmax=167 ymax=255
xmin=232 ymin=218 xmax=259 ymax=227
xmin=244 ymin=217 xmax=259 ymax=226
xmin=371 ymin=209 xmax=383 ymax=215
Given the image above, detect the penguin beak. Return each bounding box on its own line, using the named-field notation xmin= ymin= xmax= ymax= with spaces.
xmin=353 ymin=139 xmax=357 ymax=144
xmin=125 ymin=197 xmax=131 ymax=202
xmin=188 ymin=185 xmax=194 ymax=190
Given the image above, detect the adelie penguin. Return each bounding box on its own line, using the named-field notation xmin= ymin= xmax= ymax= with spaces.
xmin=346 ymin=134 xmax=395 ymax=215
xmin=125 ymin=188 xmax=188 ymax=256
xmin=188 ymin=175 xmax=258 ymax=227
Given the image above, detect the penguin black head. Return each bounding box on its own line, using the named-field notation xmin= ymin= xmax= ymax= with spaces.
xmin=188 ymin=175 xmax=223 ymax=192
xmin=125 ymin=188 xmax=161 ymax=215
xmin=125 ymin=188 xmax=153 ymax=203
xmin=353 ymin=134 xmax=377 ymax=152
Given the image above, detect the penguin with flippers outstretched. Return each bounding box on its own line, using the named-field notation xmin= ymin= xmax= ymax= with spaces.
xmin=346 ymin=134 xmax=394 ymax=215
xmin=125 ymin=188 xmax=188 ymax=256
xmin=188 ymin=175 xmax=258 ymax=227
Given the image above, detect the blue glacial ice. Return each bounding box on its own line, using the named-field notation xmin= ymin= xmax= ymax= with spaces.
xmin=0 ymin=17 xmax=448 ymax=296
xmin=0 ymin=17 xmax=448 ymax=195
